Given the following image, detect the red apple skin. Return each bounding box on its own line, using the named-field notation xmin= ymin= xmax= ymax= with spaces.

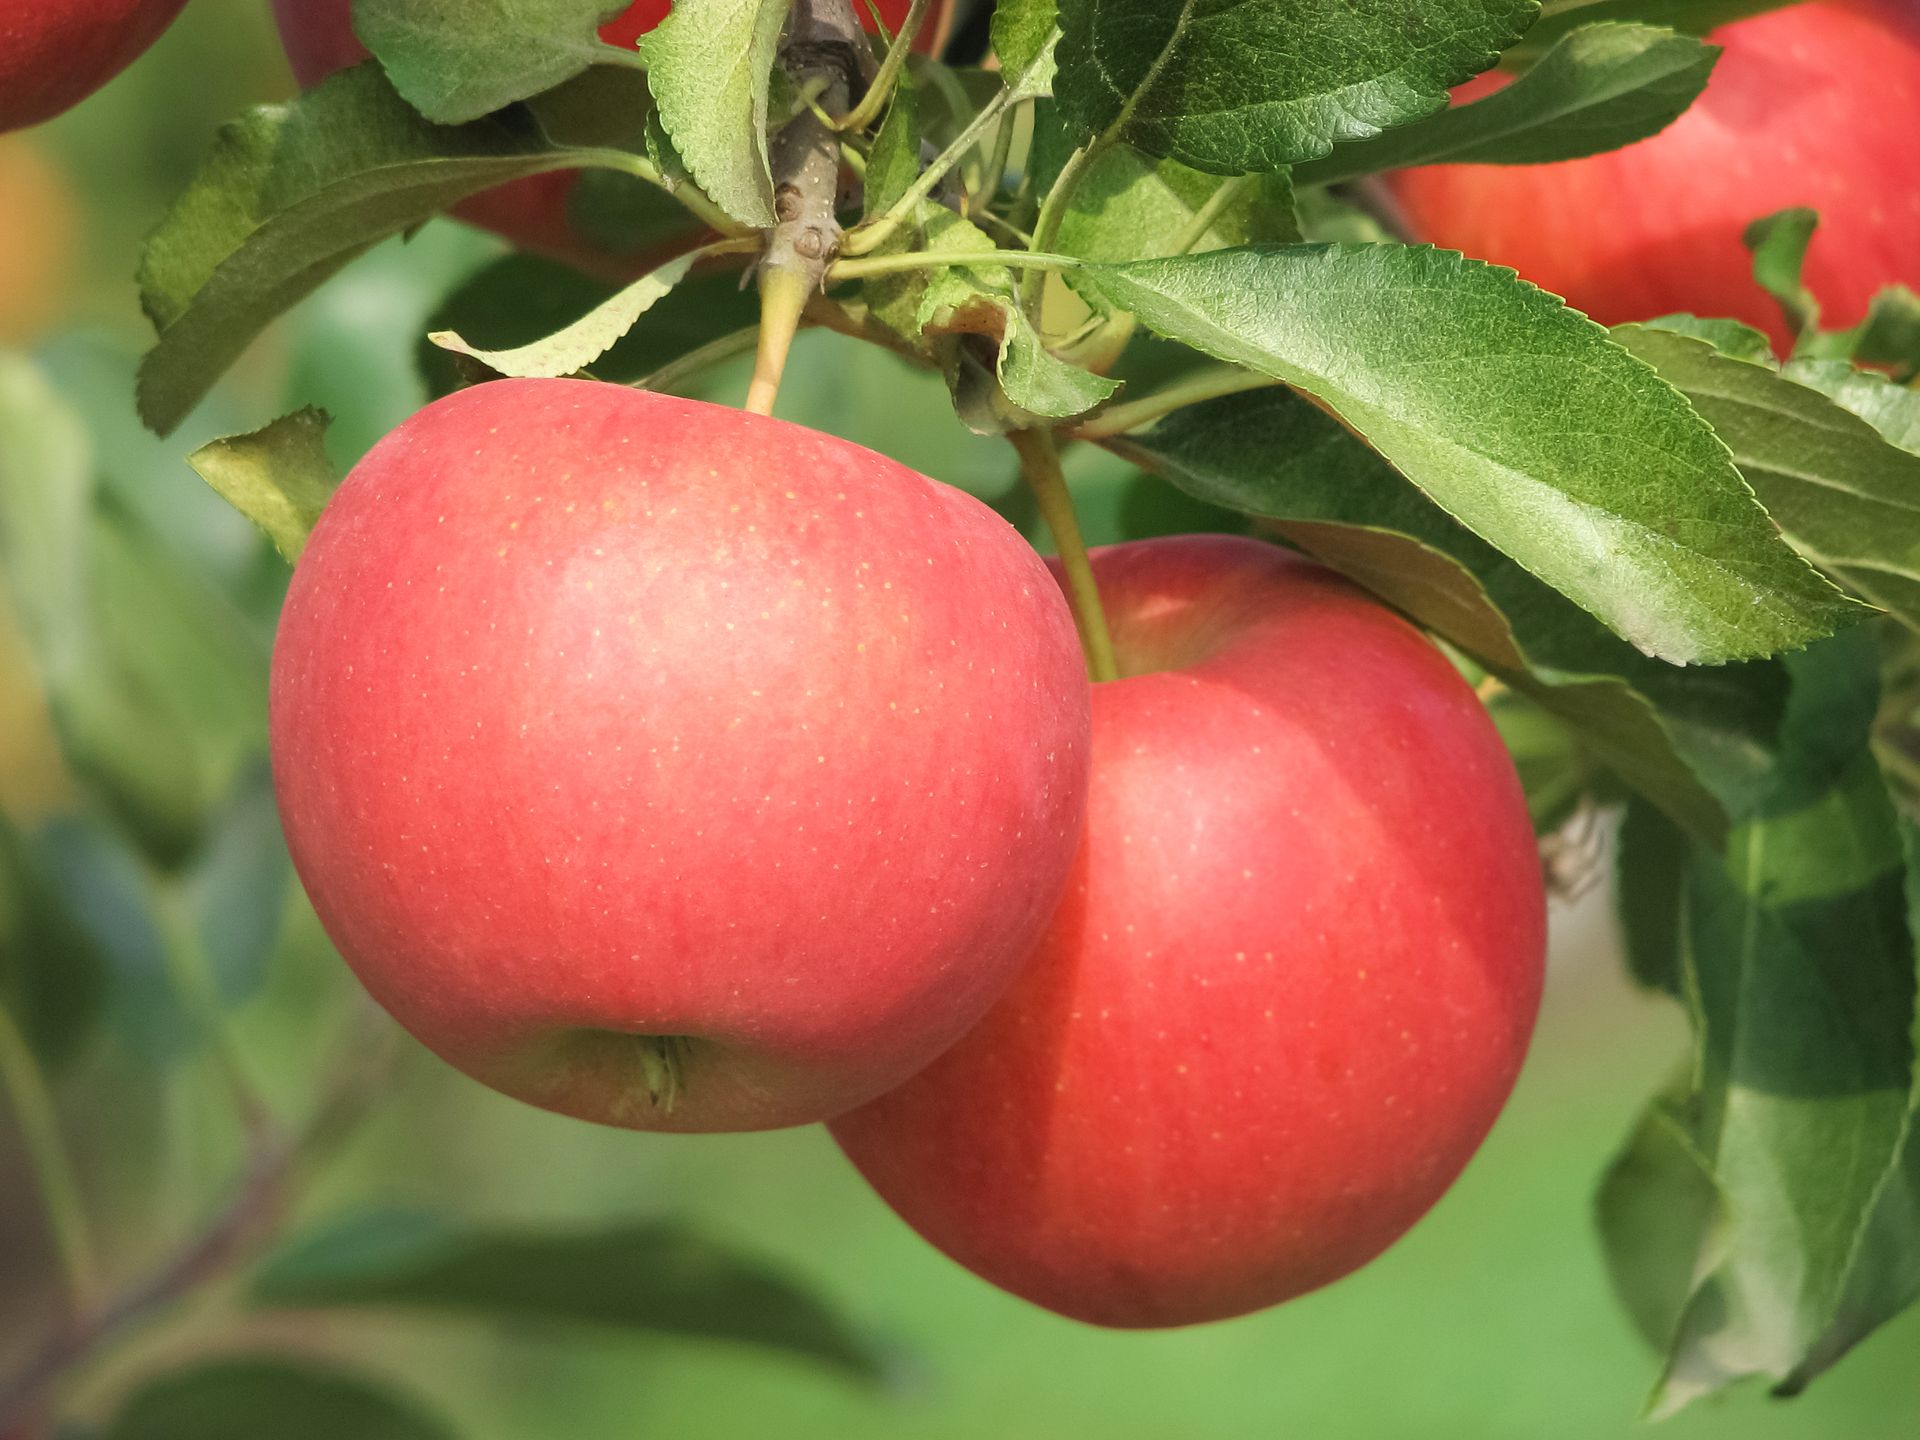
xmin=271 ymin=0 xmax=949 ymax=276
xmin=270 ymin=378 xmax=1090 ymax=1133
xmin=830 ymin=536 xmax=1545 ymax=1327
xmin=0 ymin=0 xmax=189 ymax=132
xmin=1385 ymin=0 xmax=1920 ymax=354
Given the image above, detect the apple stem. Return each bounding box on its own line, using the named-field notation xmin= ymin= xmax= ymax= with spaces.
xmin=1010 ymin=428 xmax=1119 ymax=684
xmin=637 ymin=1036 xmax=690 ymax=1113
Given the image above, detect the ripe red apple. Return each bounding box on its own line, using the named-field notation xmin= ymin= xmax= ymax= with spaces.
xmin=831 ymin=535 xmax=1545 ymax=1327
xmin=271 ymin=0 xmax=950 ymax=277
xmin=270 ymin=378 xmax=1090 ymax=1133
xmin=1385 ymin=0 xmax=1920 ymax=353
xmin=0 ymin=0 xmax=189 ymax=132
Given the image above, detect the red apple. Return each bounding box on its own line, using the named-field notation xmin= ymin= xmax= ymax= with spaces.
xmin=270 ymin=378 xmax=1090 ymax=1133
xmin=1385 ymin=0 xmax=1920 ymax=353
xmin=271 ymin=0 xmax=951 ymax=277
xmin=0 ymin=0 xmax=189 ymax=132
xmin=831 ymin=535 xmax=1545 ymax=1327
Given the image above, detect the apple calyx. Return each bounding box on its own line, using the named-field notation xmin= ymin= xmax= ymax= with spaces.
xmin=636 ymin=1035 xmax=692 ymax=1113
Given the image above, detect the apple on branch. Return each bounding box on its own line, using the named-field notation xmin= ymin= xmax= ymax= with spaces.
xmin=269 ymin=378 xmax=1092 ymax=1133
xmin=831 ymin=535 xmax=1547 ymax=1328
xmin=0 ymin=0 xmax=189 ymax=132
xmin=1385 ymin=0 xmax=1920 ymax=353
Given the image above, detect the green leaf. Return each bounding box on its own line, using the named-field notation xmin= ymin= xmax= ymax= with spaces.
xmin=0 ymin=815 xmax=110 ymax=1069
xmin=1517 ymin=0 xmax=1796 ymax=58
xmin=639 ymin=0 xmax=790 ymax=227
xmin=1082 ymin=244 xmax=1861 ymax=664
xmin=137 ymin=64 xmax=645 ymax=436
xmin=355 ymin=0 xmax=638 ymax=125
xmin=1743 ymin=207 xmax=1820 ymax=342
xmin=991 ymin=0 xmax=1058 ymax=79
xmin=863 ymin=62 xmax=922 ymax=220
xmin=0 ymin=354 xmax=91 ymax=693
xmin=1597 ymin=633 xmax=1919 ymax=1415
xmin=1784 ymin=358 xmax=1920 ymax=456
xmin=416 ymin=254 xmax=759 ymax=401
xmin=1854 ymin=287 xmax=1920 ymax=383
xmin=102 ymin=1356 xmax=457 ymax=1440
xmin=252 ymin=1209 xmax=883 ymax=1378
xmin=1294 ymin=23 xmax=1718 ymax=188
xmin=1053 ymin=0 xmax=1536 ymax=173
xmin=187 ymin=409 xmax=339 ymax=565
xmin=188 ymin=763 xmax=289 ymax=1008
xmin=1110 ymin=386 xmax=1786 ymax=841
xmin=429 ymin=245 xmax=720 ymax=378
xmin=1056 ymin=152 xmax=1298 ymax=265
xmin=1776 ymin=819 xmax=1920 ymax=1394
xmin=1614 ymin=798 xmax=1687 ymax=994
xmin=1614 ymin=322 xmax=1920 ymax=633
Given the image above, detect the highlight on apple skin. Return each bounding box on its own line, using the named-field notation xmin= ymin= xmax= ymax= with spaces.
xmin=1385 ymin=0 xmax=1920 ymax=353
xmin=831 ymin=535 xmax=1547 ymax=1328
xmin=268 ymin=377 xmax=1092 ymax=1134
xmin=0 ymin=0 xmax=190 ymax=132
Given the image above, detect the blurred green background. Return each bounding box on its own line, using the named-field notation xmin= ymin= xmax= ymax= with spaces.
xmin=1 ymin=3 xmax=1917 ymax=1437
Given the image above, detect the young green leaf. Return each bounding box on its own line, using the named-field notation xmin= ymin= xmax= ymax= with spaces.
xmin=138 ymin=65 xmax=652 ymax=436
xmin=1053 ymin=0 xmax=1536 ymax=173
xmin=416 ymin=254 xmax=759 ymax=401
xmin=1111 ymin=386 xmax=1787 ymax=841
xmin=1056 ymin=152 xmax=1299 ymax=264
xmin=102 ymin=1356 xmax=457 ymax=1440
xmin=430 ymin=245 xmax=724 ymax=379
xmin=1083 ymin=244 xmax=1863 ymax=664
xmin=1293 ymin=22 xmax=1719 ymax=188
xmin=1743 ymin=207 xmax=1821 ymax=341
xmin=1614 ymin=322 xmax=1920 ymax=632
xmin=187 ymin=408 xmax=339 ymax=565
xmin=355 ymin=0 xmax=641 ymax=125
xmin=639 ymin=0 xmax=790 ymax=227
xmin=252 ymin=1209 xmax=885 ymax=1378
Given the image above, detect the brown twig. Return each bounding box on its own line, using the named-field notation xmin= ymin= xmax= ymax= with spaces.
xmin=746 ymin=0 xmax=872 ymax=415
xmin=0 ymin=1001 xmax=397 ymax=1437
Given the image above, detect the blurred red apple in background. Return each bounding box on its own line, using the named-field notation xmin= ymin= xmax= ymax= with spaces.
xmin=1385 ymin=0 xmax=1920 ymax=353
xmin=271 ymin=0 xmax=951 ymax=276
xmin=832 ymin=535 xmax=1546 ymax=1327
xmin=0 ymin=0 xmax=189 ymax=131
xmin=270 ymin=378 xmax=1090 ymax=1133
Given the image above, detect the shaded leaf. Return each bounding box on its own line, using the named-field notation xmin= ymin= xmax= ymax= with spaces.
xmin=102 ymin=1356 xmax=456 ymax=1440
xmin=252 ymin=1209 xmax=883 ymax=1378
xmin=0 ymin=814 xmax=109 ymax=1068
xmin=1517 ymin=0 xmax=1796 ymax=58
xmin=137 ymin=65 xmax=648 ymax=435
xmin=1295 ymin=22 xmax=1717 ymax=188
xmin=1052 ymin=0 xmax=1534 ymax=173
xmin=187 ymin=409 xmax=339 ymax=565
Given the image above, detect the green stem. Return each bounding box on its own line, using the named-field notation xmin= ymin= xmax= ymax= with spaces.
xmin=0 ymin=1002 xmax=99 ymax=1310
xmin=837 ymin=0 xmax=933 ymax=133
xmin=841 ymin=88 xmax=1012 ymax=256
xmin=1072 ymin=367 xmax=1283 ymax=440
xmin=975 ymin=100 xmax=1020 ymax=215
xmin=636 ymin=325 xmax=764 ymax=393
xmin=1009 ymin=429 xmax=1118 ymax=684
xmin=1169 ymin=174 xmax=1252 ymax=257
xmin=1020 ymin=141 xmax=1099 ymax=311
xmin=829 ymin=248 xmax=1080 ymax=282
